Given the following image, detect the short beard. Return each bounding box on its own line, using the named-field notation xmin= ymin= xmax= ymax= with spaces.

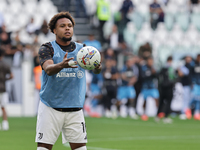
xmin=62 ymin=37 xmax=72 ymax=42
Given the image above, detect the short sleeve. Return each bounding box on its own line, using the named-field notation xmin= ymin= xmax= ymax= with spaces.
xmin=38 ymin=42 xmax=54 ymax=67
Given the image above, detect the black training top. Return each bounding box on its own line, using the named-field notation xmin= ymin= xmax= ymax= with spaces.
xmin=38 ymin=41 xmax=76 ymax=67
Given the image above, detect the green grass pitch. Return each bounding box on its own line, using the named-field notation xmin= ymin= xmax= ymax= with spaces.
xmin=0 ymin=117 xmax=200 ymax=150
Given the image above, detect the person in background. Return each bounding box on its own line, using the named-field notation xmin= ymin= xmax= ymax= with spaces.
xmin=102 ymin=58 xmax=119 ymax=118
xmin=96 ymin=0 xmax=110 ymax=44
xmin=35 ymin=20 xmax=55 ymax=45
xmin=0 ymin=25 xmax=17 ymax=67
xmin=178 ymin=55 xmax=194 ymax=120
xmin=120 ymin=0 xmax=134 ymax=26
xmin=134 ymin=56 xmax=144 ymax=115
xmin=149 ymin=0 xmax=164 ymax=30
xmin=108 ymin=24 xmax=120 ymax=51
xmin=75 ymin=0 xmax=88 ymax=18
xmin=84 ymin=71 xmax=103 ymax=118
xmin=117 ymin=56 xmax=138 ymax=119
xmin=0 ymin=11 xmax=4 ymax=32
xmin=33 ymin=54 xmax=42 ymax=115
xmin=185 ymin=54 xmax=200 ymax=120
xmin=83 ymin=34 xmax=102 ymax=52
xmin=190 ymin=0 xmax=200 ymax=4
xmin=0 ymin=48 xmax=13 ymax=130
xmin=138 ymin=42 xmax=152 ymax=61
xmin=140 ymin=56 xmax=159 ymax=121
xmin=26 ymin=17 xmax=39 ymax=35
xmin=155 ymin=56 xmax=176 ymax=123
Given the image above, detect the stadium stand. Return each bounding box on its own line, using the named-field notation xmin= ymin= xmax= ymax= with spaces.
xmin=0 ymin=0 xmax=200 ymax=119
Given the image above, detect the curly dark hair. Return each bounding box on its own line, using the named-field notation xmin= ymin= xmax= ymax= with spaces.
xmin=48 ymin=11 xmax=75 ymax=33
xmin=0 ymin=48 xmax=5 ymax=57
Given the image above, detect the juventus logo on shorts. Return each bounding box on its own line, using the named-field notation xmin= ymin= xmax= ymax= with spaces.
xmin=84 ymin=135 xmax=87 ymax=140
xmin=38 ymin=133 xmax=43 ymax=140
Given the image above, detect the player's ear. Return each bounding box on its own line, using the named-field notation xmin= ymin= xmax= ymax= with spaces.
xmin=53 ymin=29 xmax=56 ymax=35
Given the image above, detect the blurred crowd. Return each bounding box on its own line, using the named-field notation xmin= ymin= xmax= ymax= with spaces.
xmin=83 ymin=0 xmax=200 ymax=123
xmin=0 ymin=0 xmax=200 ymax=123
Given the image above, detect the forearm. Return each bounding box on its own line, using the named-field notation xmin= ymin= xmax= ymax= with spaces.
xmin=44 ymin=62 xmax=64 ymax=76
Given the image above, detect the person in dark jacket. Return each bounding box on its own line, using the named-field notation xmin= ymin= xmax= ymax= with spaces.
xmin=185 ymin=54 xmax=200 ymax=120
xmin=178 ymin=55 xmax=194 ymax=120
xmin=155 ymin=56 xmax=176 ymax=123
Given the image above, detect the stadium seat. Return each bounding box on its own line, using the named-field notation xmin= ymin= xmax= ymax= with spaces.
xmin=132 ymin=0 xmax=141 ymax=6
xmin=18 ymin=29 xmax=36 ymax=44
xmin=176 ymin=12 xmax=190 ymax=31
xmin=129 ymin=11 xmax=144 ymax=30
xmin=124 ymin=22 xmax=137 ymax=51
xmin=157 ymin=45 xmax=174 ymax=66
xmin=191 ymin=46 xmax=200 ymax=56
xmin=0 ymin=1 xmax=8 ymax=14
xmin=164 ymin=13 xmax=174 ymax=31
xmin=165 ymin=2 xmax=178 ymax=15
xmin=3 ymin=13 xmax=13 ymax=31
xmin=9 ymin=2 xmax=22 ymax=16
xmin=137 ymin=22 xmax=153 ymax=43
xmin=23 ymin=2 xmax=37 ymax=16
xmin=23 ymin=0 xmax=38 ymax=3
xmin=169 ymin=24 xmax=184 ymax=45
xmin=85 ymin=0 xmax=97 ymax=15
xmin=154 ymin=22 xmax=168 ymax=45
xmin=17 ymin=13 xmax=30 ymax=29
xmin=103 ymin=20 xmax=113 ymax=39
xmin=191 ymin=12 xmax=200 ymax=31
xmin=172 ymin=45 xmax=191 ymax=61
xmin=136 ymin=3 xmax=150 ymax=22
xmin=185 ymin=24 xmax=200 ymax=46
xmin=192 ymin=4 xmax=200 ymax=13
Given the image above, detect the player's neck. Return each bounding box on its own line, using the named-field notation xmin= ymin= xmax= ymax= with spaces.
xmin=56 ymin=39 xmax=71 ymax=46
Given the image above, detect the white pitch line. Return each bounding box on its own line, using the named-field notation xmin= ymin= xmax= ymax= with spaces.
xmin=64 ymin=143 xmax=122 ymax=150
xmin=97 ymin=120 xmax=200 ymax=129
xmin=87 ymin=146 xmax=122 ymax=150
xmin=88 ymin=135 xmax=200 ymax=143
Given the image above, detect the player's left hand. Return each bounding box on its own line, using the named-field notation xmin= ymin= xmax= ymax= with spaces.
xmin=93 ymin=63 xmax=102 ymax=74
xmin=95 ymin=63 xmax=102 ymax=70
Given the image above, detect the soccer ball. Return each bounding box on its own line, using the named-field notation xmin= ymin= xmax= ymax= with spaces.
xmin=77 ymin=46 xmax=101 ymax=70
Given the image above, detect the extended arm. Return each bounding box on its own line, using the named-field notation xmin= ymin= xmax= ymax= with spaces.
xmin=42 ymin=52 xmax=77 ymax=76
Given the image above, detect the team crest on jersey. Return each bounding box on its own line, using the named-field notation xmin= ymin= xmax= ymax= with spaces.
xmin=77 ymin=70 xmax=84 ymax=79
xmin=81 ymin=50 xmax=96 ymax=65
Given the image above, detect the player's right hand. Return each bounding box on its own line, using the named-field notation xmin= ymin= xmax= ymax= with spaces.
xmin=62 ymin=52 xmax=78 ymax=68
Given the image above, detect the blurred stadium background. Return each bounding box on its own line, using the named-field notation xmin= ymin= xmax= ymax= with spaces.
xmin=0 ymin=0 xmax=199 ymax=117
xmin=0 ymin=0 xmax=200 ymax=150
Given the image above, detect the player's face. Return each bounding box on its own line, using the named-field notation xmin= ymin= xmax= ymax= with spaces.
xmin=185 ymin=56 xmax=192 ymax=63
xmin=126 ymin=59 xmax=133 ymax=67
xmin=147 ymin=58 xmax=153 ymax=66
xmin=54 ymin=18 xmax=73 ymax=41
xmin=197 ymin=55 xmax=200 ymax=62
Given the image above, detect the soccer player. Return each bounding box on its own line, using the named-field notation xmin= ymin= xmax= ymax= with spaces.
xmin=35 ymin=12 xmax=102 ymax=150
xmin=178 ymin=55 xmax=194 ymax=120
xmin=0 ymin=48 xmax=13 ymax=130
xmin=155 ymin=56 xmax=176 ymax=123
xmin=140 ymin=56 xmax=159 ymax=121
xmin=102 ymin=58 xmax=119 ymax=118
xmin=117 ymin=56 xmax=138 ymax=119
xmin=185 ymin=54 xmax=200 ymax=120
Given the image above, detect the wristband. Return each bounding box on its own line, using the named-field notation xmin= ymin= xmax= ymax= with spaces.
xmin=68 ymin=61 xmax=76 ymax=66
